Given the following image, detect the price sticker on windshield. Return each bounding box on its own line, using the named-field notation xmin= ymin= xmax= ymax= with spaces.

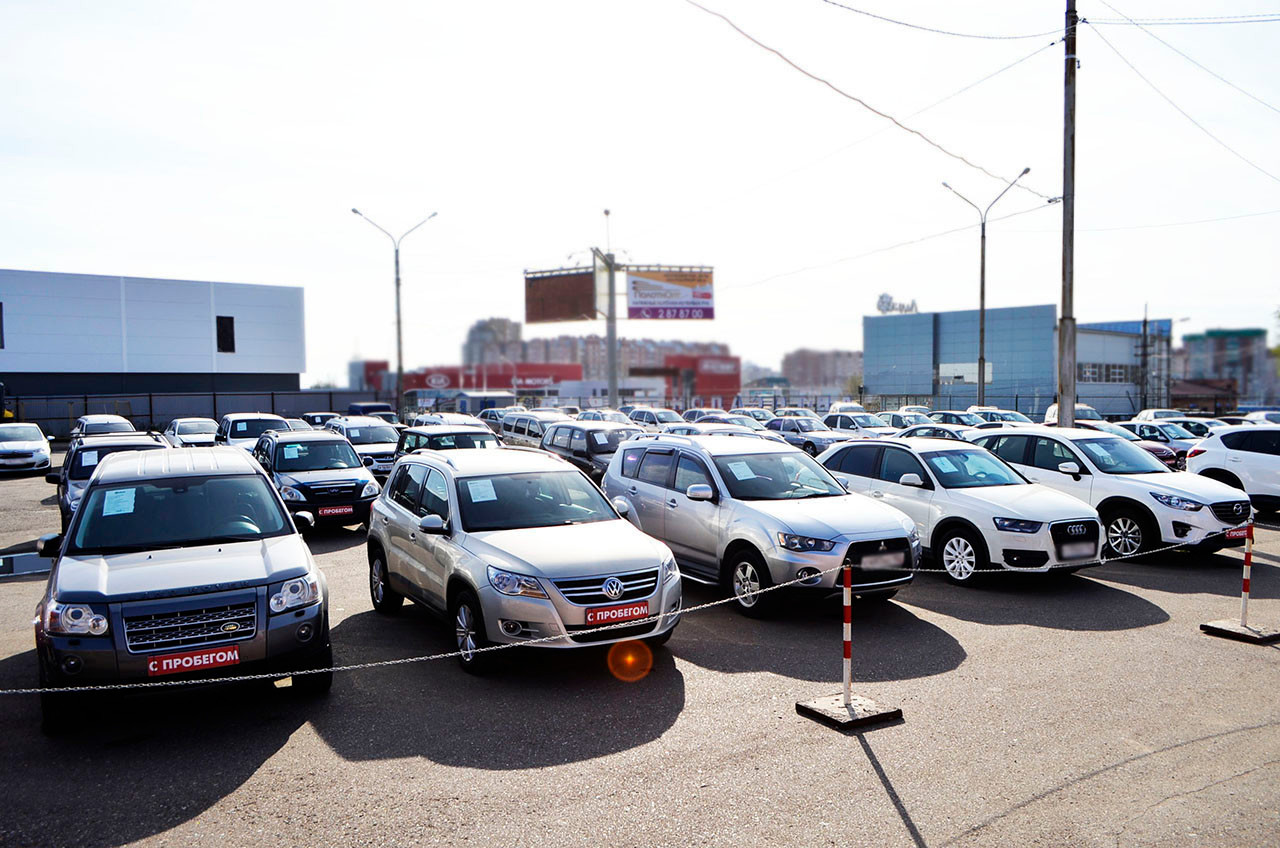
xmin=103 ymin=488 xmax=136 ymax=516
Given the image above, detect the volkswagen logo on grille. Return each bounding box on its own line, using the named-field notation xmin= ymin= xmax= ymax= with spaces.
xmin=221 ymin=622 xmax=240 ymax=633
xmin=602 ymin=577 xmax=625 ymax=600
xmin=1067 ymin=524 xmax=1087 ymax=536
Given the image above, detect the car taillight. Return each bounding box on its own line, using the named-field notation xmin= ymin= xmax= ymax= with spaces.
xmin=1187 ymin=448 xmax=1206 ymax=459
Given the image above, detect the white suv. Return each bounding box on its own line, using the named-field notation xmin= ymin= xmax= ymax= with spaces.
xmin=602 ymin=434 xmax=918 ymax=616
xmin=971 ymin=427 xmax=1252 ymax=557
xmin=817 ymin=439 xmax=1102 ymax=583
xmin=628 ymin=407 xmax=685 ymax=432
xmin=366 ymin=447 xmax=680 ymax=672
xmin=1186 ymin=425 xmax=1280 ymax=516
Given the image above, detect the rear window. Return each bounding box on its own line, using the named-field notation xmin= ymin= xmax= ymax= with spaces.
xmin=83 ymin=420 xmax=135 ymax=435
xmin=620 ymin=447 xmax=645 ymax=478
xmin=228 ymin=418 xmax=286 ymax=439
xmin=69 ymin=443 xmax=165 ymax=480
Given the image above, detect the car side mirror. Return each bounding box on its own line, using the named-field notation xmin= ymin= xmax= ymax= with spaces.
xmin=1057 ymin=461 xmax=1080 ymax=476
xmin=686 ymin=483 xmax=714 ymax=501
xmin=898 ymin=473 xmax=924 ymax=487
xmin=36 ymin=533 xmax=63 ymax=558
xmin=418 ymin=514 xmax=447 ymax=534
xmin=45 ymin=471 xmax=60 ymax=485
xmin=611 ymin=497 xmax=631 ymax=517
xmin=838 ymin=477 xmax=852 ymax=492
xmin=293 ymin=511 xmax=315 ymax=531
xmin=363 ymin=455 xmax=375 ymax=467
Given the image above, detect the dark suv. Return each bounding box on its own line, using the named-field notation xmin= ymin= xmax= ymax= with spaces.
xmin=540 ymin=420 xmax=642 ymax=481
xmin=34 ymin=447 xmax=331 ymax=732
xmin=47 ymin=432 xmax=168 ymax=532
xmin=253 ymin=430 xmax=382 ymax=526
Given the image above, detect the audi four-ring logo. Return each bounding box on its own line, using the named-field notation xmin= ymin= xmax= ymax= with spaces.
xmin=602 ymin=577 xmax=625 ymax=600
xmin=1067 ymin=524 xmax=1087 ymax=536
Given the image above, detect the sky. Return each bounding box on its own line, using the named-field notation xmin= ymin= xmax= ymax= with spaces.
xmin=2 ymin=0 xmax=1278 ymax=386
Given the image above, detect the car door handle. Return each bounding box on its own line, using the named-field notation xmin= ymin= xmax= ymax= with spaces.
xmin=628 ymin=486 xmax=638 ymax=495
xmin=666 ymin=498 xmax=678 ymax=508
xmin=871 ymin=490 xmax=884 ymax=498
xmin=381 ymin=516 xmax=389 ymax=524
xmin=1227 ymin=457 xmax=1242 ymax=462
xmin=409 ymin=533 xmax=416 ymax=540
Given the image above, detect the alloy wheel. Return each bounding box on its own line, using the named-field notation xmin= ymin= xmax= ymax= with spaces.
xmin=733 ymin=561 xmax=761 ymax=607
xmin=370 ymin=559 xmax=385 ymax=604
xmin=455 ymin=603 xmax=478 ymax=660
xmin=942 ymin=536 xmax=977 ymax=580
xmin=1107 ymin=517 xmax=1143 ymax=557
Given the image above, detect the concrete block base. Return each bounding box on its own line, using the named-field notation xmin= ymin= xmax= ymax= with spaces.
xmin=795 ymin=693 xmax=902 ymax=731
xmin=1200 ymin=619 xmax=1280 ymax=645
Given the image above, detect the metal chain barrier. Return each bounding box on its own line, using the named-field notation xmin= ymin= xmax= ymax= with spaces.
xmin=0 ymin=520 xmax=1257 ymax=696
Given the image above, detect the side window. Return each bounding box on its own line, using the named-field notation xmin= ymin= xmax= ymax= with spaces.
xmin=989 ymin=435 xmax=1029 ymax=465
xmin=419 ymin=469 xmax=449 ymax=519
xmin=765 ymin=419 xmax=781 ymax=430
xmin=838 ymin=445 xmax=881 ymax=477
xmin=528 ymin=421 xmax=543 ymax=437
xmin=392 ymin=464 xmax=427 ymax=512
xmin=823 ymin=415 xmax=839 ymax=429
xmin=570 ymin=430 xmax=588 ymax=453
xmin=1221 ymin=432 xmax=1248 ymax=450
xmin=674 ymin=455 xmax=713 ymax=493
xmin=551 ymin=427 xmax=571 ymax=449
xmin=879 ymin=448 xmax=929 ymax=487
xmin=1245 ymin=430 xmax=1280 ymax=456
xmin=1031 ymin=437 xmax=1083 ymax=472
xmin=637 ymin=450 xmax=675 ymax=486
xmin=513 ymin=418 xmax=528 ymax=435
xmin=621 ymin=447 xmax=645 ymax=478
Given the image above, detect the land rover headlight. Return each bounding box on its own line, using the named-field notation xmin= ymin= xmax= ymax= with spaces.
xmin=487 ymin=565 xmax=547 ymax=598
xmin=360 ymin=480 xmax=381 ymax=498
xmin=270 ymin=574 xmax=321 ymax=613
xmin=45 ymin=600 xmax=109 ymax=636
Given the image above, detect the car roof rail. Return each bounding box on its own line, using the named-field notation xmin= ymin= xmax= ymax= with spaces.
xmin=499 ymin=445 xmax=564 ymax=460
xmin=408 ymin=448 xmax=457 ymax=468
xmin=632 ymin=433 xmax=698 ymax=447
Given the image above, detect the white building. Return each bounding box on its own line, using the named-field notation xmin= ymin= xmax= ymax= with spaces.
xmin=0 ymin=269 xmax=305 ymax=395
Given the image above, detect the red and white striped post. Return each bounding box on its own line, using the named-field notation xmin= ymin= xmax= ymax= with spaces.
xmin=1240 ymin=521 xmax=1254 ymax=628
xmin=842 ymin=563 xmax=852 ymax=707
xmin=1201 ymin=518 xmax=1280 ymax=644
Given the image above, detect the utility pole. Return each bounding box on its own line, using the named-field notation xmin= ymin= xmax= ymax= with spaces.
xmin=1140 ymin=305 xmax=1150 ymax=410
xmin=591 ymin=245 xmax=620 ymax=410
xmin=1057 ymin=0 xmax=1079 ymax=428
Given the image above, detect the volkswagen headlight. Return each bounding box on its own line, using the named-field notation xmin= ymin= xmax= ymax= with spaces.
xmin=486 ymin=565 xmax=547 ymax=598
xmin=44 ymin=600 xmax=109 ymax=636
xmin=270 ymin=574 xmax=321 ymax=613
xmin=993 ymin=517 xmax=1044 ymax=534
xmin=777 ymin=533 xmax=837 ymax=552
xmin=280 ymin=485 xmax=305 ymax=502
xmin=1150 ymin=492 xmax=1203 ymax=511
xmin=361 ymin=480 xmax=381 ymax=498
xmin=661 ymin=554 xmax=680 ymax=583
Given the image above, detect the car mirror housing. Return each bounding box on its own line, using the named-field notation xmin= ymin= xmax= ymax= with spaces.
xmin=363 ymin=455 xmax=375 ymax=467
xmin=37 ymin=533 xmax=63 ymax=557
xmin=611 ymin=497 xmax=631 ymax=517
xmin=45 ymin=471 xmax=60 ymax=485
xmin=1058 ymin=461 xmax=1081 ymax=475
xmin=686 ymin=483 xmax=715 ymax=501
xmin=898 ymin=473 xmax=924 ymax=488
xmin=293 ymin=511 xmax=316 ymax=531
xmin=418 ymin=514 xmax=447 ymax=534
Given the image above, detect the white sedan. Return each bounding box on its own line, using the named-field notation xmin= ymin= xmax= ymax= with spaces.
xmin=816 ymin=438 xmax=1102 ymax=583
xmin=895 ymin=423 xmax=980 ymax=442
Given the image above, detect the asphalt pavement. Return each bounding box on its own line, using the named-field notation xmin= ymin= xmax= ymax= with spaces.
xmin=0 ymin=461 xmax=1277 ymax=847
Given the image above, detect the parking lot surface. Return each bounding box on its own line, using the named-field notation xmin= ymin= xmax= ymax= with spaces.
xmin=1 ymin=463 xmax=1277 ymax=847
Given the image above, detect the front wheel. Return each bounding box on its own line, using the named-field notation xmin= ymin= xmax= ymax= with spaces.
xmin=938 ymin=527 xmax=988 ymax=584
xmin=802 ymin=442 xmax=817 ymax=456
xmin=369 ymin=552 xmax=403 ymax=614
xmin=1102 ymin=507 xmax=1154 ymax=559
xmin=451 ymin=591 xmax=492 ymax=674
xmin=727 ymin=550 xmax=779 ymax=618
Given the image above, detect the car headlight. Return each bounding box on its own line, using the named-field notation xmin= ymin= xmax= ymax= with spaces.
xmin=661 ymin=554 xmax=680 ymax=583
xmin=486 ymin=565 xmax=547 ymax=598
xmin=44 ymin=600 xmax=109 ymax=636
xmin=361 ymin=480 xmax=381 ymax=498
xmin=993 ymin=517 xmax=1043 ymax=534
xmin=270 ymin=574 xmax=321 ymax=613
xmin=280 ymin=485 xmax=305 ymax=502
xmin=777 ymin=533 xmax=837 ymax=552
xmin=1150 ymin=492 xmax=1203 ymax=511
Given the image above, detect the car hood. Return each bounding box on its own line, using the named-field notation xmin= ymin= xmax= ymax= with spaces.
xmin=1139 ymin=472 xmax=1248 ymax=504
xmin=948 ymin=484 xmax=1096 ymax=521
xmin=226 ymin=437 xmax=257 ymax=450
xmin=745 ymin=494 xmax=912 ymax=539
xmin=176 ymin=434 xmax=217 ymax=446
xmin=464 ymin=519 xmax=670 ymax=579
xmin=1135 ymin=440 xmax=1174 ymax=455
xmin=0 ymin=440 xmax=48 ymax=452
xmin=54 ymin=536 xmax=311 ymax=603
xmin=353 ymin=443 xmax=398 ymax=455
xmin=279 ymin=468 xmax=374 ymax=487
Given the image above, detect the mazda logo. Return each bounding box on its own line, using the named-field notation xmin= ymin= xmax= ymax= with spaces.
xmin=1067 ymin=524 xmax=1087 ymax=536
xmin=221 ymin=622 xmax=240 ymax=633
xmin=1234 ymin=503 xmax=1247 ymax=516
xmin=602 ymin=577 xmax=625 ymax=600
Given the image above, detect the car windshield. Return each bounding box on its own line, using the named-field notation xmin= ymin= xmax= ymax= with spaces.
xmin=852 ymin=414 xmax=889 ymax=427
xmin=712 ymin=452 xmax=844 ymax=500
xmin=68 ymin=474 xmax=291 ymax=555
xmin=997 ymin=411 xmax=1033 ymax=423
xmin=286 ymin=420 xmax=312 ymax=430
xmin=1152 ymin=411 xmax=1179 ymax=419
xmin=725 ymin=415 xmax=765 ymax=430
xmin=1158 ymin=423 xmax=1196 ymax=439
xmin=923 ymin=449 xmax=1023 ymax=488
xmin=1075 ymin=437 xmax=1168 ymax=474
xmin=0 ymin=425 xmax=44 ymax=442
xmin=275 ymin=440 xmax=362 ymax=471
xmin=949 ymin=413 xmax=985 ymax=426
xmin=177 ymin=421 xmax=217 ymax=435
xmin=597 ymin=412 xmax=631 ymax=424
xmin=346 ymin=425 xmax=400 ymax=444
xmin=228 ymin=418 xmax=285 ymax=439
xmin=1075 ymin=407 xmax=1103 ymax=420
xmin=900 ymin=413 xmax=929 ymax=426
xmin=589 ymin=427 xmax=642 ymax=453
xmin=424 ymin=432 xmax=500 ymax=450
xmin=84 ymin=420 xmax=135 ymax=435
xmin=1088 ymin=420 xmax=1137 ymax=440
xmin=69 ymin=443 xmax=165 ymax=480
xmin=795 ymin=418 xmax=828 ymax=432
xmin=457 ymin=470 xmax=617 ymax=531
xmin=654 ymin=411 xmax=683 ymax=423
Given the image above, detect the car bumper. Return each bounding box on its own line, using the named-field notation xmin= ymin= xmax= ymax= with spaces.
xmin=765 ymin=538 xmax=918 ymax=591
xmin=475 ymin=576 xmax=682 ymax=648
xmin=991 ymin=519 xmax=1103 ymax=572
xmin=0 ymin=455 xmax=51 ymax=471
xmin=1154 ymin=509 xmax=1249 ymax=547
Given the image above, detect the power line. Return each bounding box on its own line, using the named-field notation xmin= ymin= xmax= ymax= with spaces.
xmin=1009 ymin=206 xmax=1280 ymax=232
xmin=682 ymin=0 xmax=1054 ymax=200
xmin=1096 ymin=0 xmax=1280 ymax=116
xmin=1086 ymin=22 xmax=1280 ymax=186
xmin=1090 ymin=15 xmax=1280 ymax=26
xmin=815 ymin=0 xmax=1064 ymax=40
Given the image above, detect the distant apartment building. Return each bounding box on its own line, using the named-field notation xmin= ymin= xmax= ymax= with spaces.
xmin=1180 ymin=328 xmax=1278 ymax=406
xmin=462 ymin=317 xmax=523 ymax=367
xmin=781 ymin=349 xmax=862 ymax=395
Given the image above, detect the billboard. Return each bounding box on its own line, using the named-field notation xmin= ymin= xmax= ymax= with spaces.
xmin=626 ymin=266 xmax=714 ymax=320
xmin=525 ymin=268 xmax=598 ymax=323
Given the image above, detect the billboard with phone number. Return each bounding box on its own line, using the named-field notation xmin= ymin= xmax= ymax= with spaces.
xmin=626 ymin=266 xmax=713 ymax=319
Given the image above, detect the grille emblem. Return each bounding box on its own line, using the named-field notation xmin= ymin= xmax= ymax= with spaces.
xmin=602 ymin=577 xmax=625 ymax=600
xmin=1067 ymin=524 xmax=1087 ymax=536
xmin=1234 ymin=503 xmax=1248 ymax=516
xmin=222 ymin=622 xmax=240 ymax=633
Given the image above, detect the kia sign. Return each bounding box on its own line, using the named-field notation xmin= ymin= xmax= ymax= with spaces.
xmin=626 ymin=266 xmax=714 ymax=320
xmin=426 ymin=373 xmax=451 ymax=389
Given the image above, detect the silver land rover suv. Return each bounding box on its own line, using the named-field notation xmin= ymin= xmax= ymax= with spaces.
xmin=366 ymin=447 xmax=681 ymax=672
xmin=602 ymin=434 xmax=918 ymax=616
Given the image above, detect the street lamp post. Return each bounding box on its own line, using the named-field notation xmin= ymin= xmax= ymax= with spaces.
xmin=942 ymin=169 xmax=1030 ymax=407
xmin=351 ymin=209 xmax=438 ymax=414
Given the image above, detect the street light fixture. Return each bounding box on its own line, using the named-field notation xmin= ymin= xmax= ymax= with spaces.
xmin=941 ymin=168 xmax=1030 ymax=407
xmin=351 ymin=208 xmax=438 ymax=413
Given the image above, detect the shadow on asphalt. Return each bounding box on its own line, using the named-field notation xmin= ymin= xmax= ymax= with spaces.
xmin=670 ymin=582 xmax=967 ymax=683
xmin=1090 ymin=551 xmax=1279 ymax=599
xmin=900 ymin=570 xmax=1171 ymax=630
xmin=303 ymin=523 xmax=368 ymax=556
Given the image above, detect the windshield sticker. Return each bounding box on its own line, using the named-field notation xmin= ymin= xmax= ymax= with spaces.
xmin=283 ymin=445 xmax=300 ymax=460
xmin=727 ymin=461 xmax=756 ymax=480
xmin=103 ymin=488 xmax=136 ymax=516
xmin=80 ymin=450 xmax=99 ymax=466
xmin=438 ymin=436 xmax=456 ymax=448
xmin=593 ymin=432 xmax=610 ymax=445
xmin=349 ymin=429 xmax=360 ymax=438
xmin=932 ymin=455 xmax=958 ymax=473
xmin=235 ymin=421 xmax=247 ymax=433
xmin=467 ymin=479 xmax=497 ymax=503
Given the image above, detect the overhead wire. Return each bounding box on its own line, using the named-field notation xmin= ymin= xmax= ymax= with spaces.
xmin=814 ymin=0 xmax=1065 ymax=40
xmin=1096 ymin=0 xmax=1280 ymax=116
xmin=1090 ymin=14 xmax=1280 ymax=26
xmin=681 ymin=0 xmax=1055 ymax=200
xmin=1085 ymin=21 xmax=1280 ymax=187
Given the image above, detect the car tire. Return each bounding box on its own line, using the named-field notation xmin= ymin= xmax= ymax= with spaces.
xmin=450 ymin=590 xmax=492 ymax=674
xmin=937 ymin=526 xmax=988 ymax=584
xmin=292 ymin=643 xmax=333 ymax=695
xmin=369 ymin=551 xmax=403 ymax=614
xmin=726 ymin=549 xmax=779 ymax=618
xmin=802 ymin=442 xmax=817 ymax=456
xmin=1102 ymin=505 xmax=1155 ymax=559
